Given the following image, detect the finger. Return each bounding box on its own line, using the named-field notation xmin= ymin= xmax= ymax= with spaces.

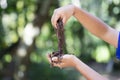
xmin=54 ymin=63 xmax=64 ymax=69
xmin=52 ymin=56 xmax=64 ymax=63
xmin=51 ymin=14 xmax=55 ymax=28
xmin=59 ymin=63 xmax=66 ymax=68
xmin=58 ymin=64 xmax=63 ymax=69
xmin=51 ymin=10 xmax=61 ymax=28
xmin=54 ymin=15 xmax=61 ymax=28
xmin=62 ymin=15 xmax=66 ymax=25
xmin=53 ymin=63 xmax=62 ymax=68
xmin=52 ymin=57 xmax=58 ymax=62
xmin=47 ymin=54 xmax=52 ymax=63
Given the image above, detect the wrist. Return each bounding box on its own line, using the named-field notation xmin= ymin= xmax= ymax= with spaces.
xmin=68 ymin=4 xmax=76 ymax=16
xmin=72 ymin=5 xmax=77 ymax=16
xmin=72 ymin=55 xmax=82 ymax=70
xmin=71 ymin=55 xmax=79 ymax=68
xmin=72 ymin=5 xmax=82 ymax=17
xmin=71 ymin=5 xmax=76 ymax=16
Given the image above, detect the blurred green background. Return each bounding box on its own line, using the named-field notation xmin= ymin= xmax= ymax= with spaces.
xmin=0 ymin=0 xmax=120 ymax=80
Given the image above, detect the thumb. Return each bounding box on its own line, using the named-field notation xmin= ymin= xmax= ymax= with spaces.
xmin=52 ymin=57 xmax=58 ymax=62
xmin=62 ymin=16 xmax=66 ymax=25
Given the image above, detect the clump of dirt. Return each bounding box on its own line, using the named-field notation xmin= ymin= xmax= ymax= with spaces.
xmin=49 ymin=18 xmax=65 ymax=67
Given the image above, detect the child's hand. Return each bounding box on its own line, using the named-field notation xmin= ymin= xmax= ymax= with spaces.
xmin=47 ymin=54 xmax=77 ymax=68
xmin=51 ymin=5 xmax=75 ymax=28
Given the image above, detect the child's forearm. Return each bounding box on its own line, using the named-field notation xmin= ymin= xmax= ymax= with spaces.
xmin=74 ymin=58 xmax=108 ymax=80
xmin=73 ymin=5 xmax=119 ymax=48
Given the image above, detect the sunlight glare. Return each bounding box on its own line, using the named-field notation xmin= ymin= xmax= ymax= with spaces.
xmin=17 ymin=47 xmax=27 ymax=57
xmin=71 ymin=0 xmax=81 ymax=7
xmin=23 ymin=23 xmax=40 ymax=46
xmin=0 ymin=0 xmax=7 ymax=9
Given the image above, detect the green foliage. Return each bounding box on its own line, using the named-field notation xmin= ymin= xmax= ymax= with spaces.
xmin=27 ymin=63 xmax=79 ymax=80
xmin=0 ymin=0 xmax=120 ymax=80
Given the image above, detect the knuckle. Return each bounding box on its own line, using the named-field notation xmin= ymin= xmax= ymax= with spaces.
xmin=51 ymin=17 xmax=53 ymax=22
xmin=54 ymin=9 xmax=61 ymax=15
xmin=54 ymin=9 xmax=58 ymax=13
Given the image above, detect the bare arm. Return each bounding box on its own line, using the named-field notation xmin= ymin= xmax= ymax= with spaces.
xmin=73 ymin=6 xmax=119 ymax=48
xmin=48 ymin=54 xmax=108 ymax=80
xmin=51 ymin=5 xmax=119 ymax=48
xmin=74 ymin=56 xmax=108 ymax=80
